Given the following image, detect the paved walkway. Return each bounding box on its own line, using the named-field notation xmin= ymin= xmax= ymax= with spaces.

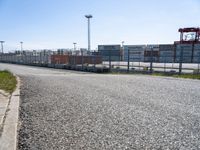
xmin=0 ymin=78 xmax=20 ymax=150
xmin=0 ymin=90 xmax=10 ymax=134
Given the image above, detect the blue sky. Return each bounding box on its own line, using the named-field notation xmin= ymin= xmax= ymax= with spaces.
xmin=0 ymin=0 xmax=200 ymax=51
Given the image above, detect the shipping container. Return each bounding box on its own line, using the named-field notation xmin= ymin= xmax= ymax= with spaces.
xmin=123 ymin=45 xmax=145 ymax=61
xmin=159 ymin=44 xmax=174 ymax=51
xmin=69 ymin=55 xmax=102 ymax=65
xmin=146 ymin=44 xmax=159 ymax=51
xmin=175 ymin=44 xmax=193 ymax=63
xmin=144 ymin=51 xmax=159 ymax=57
xmin=51 ymin=55 xmax=69 ymax=64
xmin=98 ymin=45 xmax=121 ymax=61
xmin=144 ymin=57 xmax=159 ymax=62
xmin=193 ymin=57 xmax=200 ymax=63
xmin=159 ymin=57 xmax=174 ymax=63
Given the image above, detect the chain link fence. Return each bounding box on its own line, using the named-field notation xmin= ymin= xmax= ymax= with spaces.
xmin=0 ymin=51 xmax=200 ymax=74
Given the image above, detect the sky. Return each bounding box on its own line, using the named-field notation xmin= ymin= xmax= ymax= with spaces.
xmin=0 ymin=0 xmax=200 ymax=52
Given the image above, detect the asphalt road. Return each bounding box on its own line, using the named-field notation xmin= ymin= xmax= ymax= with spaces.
xmin=0 ymin=63 xmax=200 ymax=150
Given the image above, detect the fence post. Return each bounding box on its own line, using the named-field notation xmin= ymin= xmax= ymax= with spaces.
xmin=164 ymin=57 xmax=166 ymax=73
xmin=179 ymin=47 xmax=183 ymax=75
xmin=127 ymin=49 xmax=130 ymax=72
xmin=81 ymin=50 xmax=83 ymax=70
xmin=109 ymin=50 xmax=111 ymax=71
xmin=150 ymin=47 xmax=153 ymax=73
xmin=198 ymin=56 xmax=200 ymax=74
xmin=93 ymin=55 xmax=96 ymax=71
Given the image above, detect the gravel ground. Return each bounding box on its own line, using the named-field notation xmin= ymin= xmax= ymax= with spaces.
xmin=0 ymin=63 xmax=200 ymax=150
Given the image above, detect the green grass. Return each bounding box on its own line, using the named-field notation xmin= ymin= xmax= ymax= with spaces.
xmin=107 ymin=71 xmax=200 ymax=80
xmin=172 ymin=74 xmax=200 ymax=80
xmin=152 ymin=73 xmax=200 ymax=80
xmin=0 ymin=70 xmax=17 ymax=93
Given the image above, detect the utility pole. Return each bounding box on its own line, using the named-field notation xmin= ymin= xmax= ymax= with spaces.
xmin=109 ymin=49 xmax=112 ymax=71
xmin=150 ymin=46 xmax=153 ymax=73
xmin=179 ymin=47 xmax=183 ymax=75
xmin=20 ymin=41 xmax=23 ymax=52
xmin=73 ymin=43 xmax=77 ymax=51
xmin=85 ymin=14 xmax=93 ymax=51
xmin=0 ymin=41 xmax=5 ymax=53
xmin=121 ymin=41 xmax=124 ymax=61
xmin=127 ymin=49 xmax=130 ymax=72
xmin=122 ymin=41 xmax=124 ymax=47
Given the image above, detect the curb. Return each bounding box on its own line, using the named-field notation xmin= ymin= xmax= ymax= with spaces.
xmin=0 ymin=76 xmax=20 ymax=150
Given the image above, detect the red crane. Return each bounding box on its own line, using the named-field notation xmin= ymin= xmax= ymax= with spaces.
xmin=177 ymin=27 xmax=200 ymax=44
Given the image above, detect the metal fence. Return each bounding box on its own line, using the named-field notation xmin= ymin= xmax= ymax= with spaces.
xmin=0 ymin=52 xmax=200 ymax=74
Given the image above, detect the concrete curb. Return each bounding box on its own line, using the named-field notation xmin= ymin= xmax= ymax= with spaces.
xmin=0 ymin=76 xmax=20 ymax=150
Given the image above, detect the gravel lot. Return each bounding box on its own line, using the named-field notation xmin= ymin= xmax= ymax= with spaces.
xmin=0 ymin=63 xmax=200 ymax=149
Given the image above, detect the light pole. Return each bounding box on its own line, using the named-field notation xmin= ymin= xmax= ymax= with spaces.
xmin=121 ymin=41 xmax=124 ymax=61
xmin=150 ymin=46 xmax=153 ymax=73
xmin=0 ymin=41 xmax=5 ymax=53
xmin=73 ymin=42 xmax=77 ymax=51
xmin=85 ymin=14 xmax=93 ymax=52
xmin=122 ymin=41 xmax=124 ymax=47
xmin=20 ymin=41 xmax=23 ymax=51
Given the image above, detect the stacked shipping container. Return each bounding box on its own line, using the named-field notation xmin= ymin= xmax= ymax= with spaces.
xmin=51 ymin=55 xmax=69 ymax=64
xmin=159 ymin=44 xmax=174 ymax=63
xmin=175 ymin=44 xmax=193 ymax=63
xmin=193 ymin=44 xmax=200 ymax=63
xmin=123 ymin=45 xmax=145 ymax=62
xmin=50 ymin=55 xmax=102 ymax=65
xmin=69 ymin=55 xmax=102 ymax=65
xmin=144 ymin=45 xmax=159 ymax=62
xmin=98 ymin=45 xmax=121 ymax=61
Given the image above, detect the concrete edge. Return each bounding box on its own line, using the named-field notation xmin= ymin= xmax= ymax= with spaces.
xmin=0 ymin=93 xmax=11 ymax=136
xmin=0 ymin=76 xmax=20 ymax=150
xmin=0 ymin=89 xmax=10 ymax=97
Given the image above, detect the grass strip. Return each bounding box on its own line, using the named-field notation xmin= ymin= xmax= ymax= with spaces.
xmin=0 ymin=70 xmax=17 ymax=93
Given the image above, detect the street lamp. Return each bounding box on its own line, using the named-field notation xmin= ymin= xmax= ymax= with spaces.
xmin=73 ymin=42 xmax=77 ymax=51
xmin=122 ymin=41 xmax=124 ymax=47
xmin=85 ymin=14 xmax=93 ymax=51
xmin=121 ymin=41 xmax=125 ymax=61
xmin=0 ymin=41 xmax=5 ymax=53
xmin=20 ymin=41 xmax=23 ymax=51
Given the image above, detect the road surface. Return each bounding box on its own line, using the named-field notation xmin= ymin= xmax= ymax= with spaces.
xmin=0 ymin=63 xmax=200 ymax=149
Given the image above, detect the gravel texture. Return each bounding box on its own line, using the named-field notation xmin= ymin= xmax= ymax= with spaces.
xmin=0 ymin=63 xmax=200 ymax=150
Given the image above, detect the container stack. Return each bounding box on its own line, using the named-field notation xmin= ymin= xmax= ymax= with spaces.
xmin=69 ymin=55 xmax=102 ymax=65
xmin=159 ymin=44 xmax=174 ymax=63
xmin=175 ymin=44 xmax=193 ymax=63
xmin=123 ymin=45 xmax=145 ymax=62
xmin=50 ymin=54 xmax=102 ymax=65
xmin=98 ymin=45 xmax=121 ymax=61
xmin=51 ymin=55 xmax=69 ymax=64
xmin=193 ymin=44 xmax=200 ymax=63
xmin=144 ymin=45 xmax=159 ymax=62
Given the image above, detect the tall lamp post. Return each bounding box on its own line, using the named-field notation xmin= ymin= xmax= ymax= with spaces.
xmin=73 ymin=42 xmax=77 ymax=51
xmin=20 ymin=41 xmax=23 ymax=52
xmin=122 ymin=41 xmax=124 ymax=47
xmin=0 ymin=41 xmax=5 ymax=53
xmin=85 ymin=14 xmax=93 ymax=52
xmin=121 ymin=41 xmax=124 ymax=61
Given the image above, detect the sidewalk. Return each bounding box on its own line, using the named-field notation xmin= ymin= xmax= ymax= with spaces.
xmin=0 ymin=90 xmax=10 ymax=134
xmin=0 ymin=78 xmax=20 ymax=150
